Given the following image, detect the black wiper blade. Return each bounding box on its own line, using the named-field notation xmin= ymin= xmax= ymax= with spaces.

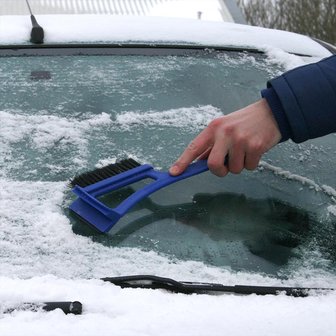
xmin=3 ymin=301 xmax=82 ymax=315
xmin=101 ymin=275 xmax=335 ymax=297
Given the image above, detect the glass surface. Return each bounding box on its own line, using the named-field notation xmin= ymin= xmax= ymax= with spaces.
xmin=1 ymin=50 xmax=335 ymax=279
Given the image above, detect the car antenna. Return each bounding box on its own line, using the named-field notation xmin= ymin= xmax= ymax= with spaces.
xmin=25 ymin=0 xmax=44 ymax=44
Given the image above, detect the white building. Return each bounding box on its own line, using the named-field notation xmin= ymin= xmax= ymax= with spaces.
xmin=0 ymin=0 xmax=246 ymax=23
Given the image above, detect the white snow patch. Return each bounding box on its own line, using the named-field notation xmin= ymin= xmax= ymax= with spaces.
xmin=327 ymin=205 xmax=336 ymax=216
xmin=116 ymin=105 xmax=222 ymax=129
xmin=0 ymin=110 xmax=111 ymax=157
xmin=259 ymin=161 xmax=336 ymax=216
xmin=259 ymin=161 xmax=321 ymax=191
xmin=265 ymin=47 xmax=324 ymax=71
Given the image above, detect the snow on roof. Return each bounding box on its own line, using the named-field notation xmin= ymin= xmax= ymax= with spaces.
xmin=0 ymin=15 xmax=331 ymax=58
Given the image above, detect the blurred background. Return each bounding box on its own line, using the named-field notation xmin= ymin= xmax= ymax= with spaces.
xmin=237 ymin=0 xmax=335 ymax=45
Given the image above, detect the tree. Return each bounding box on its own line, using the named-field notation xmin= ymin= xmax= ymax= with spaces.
xmin=237 ymin=0 xmax=336 ymax=45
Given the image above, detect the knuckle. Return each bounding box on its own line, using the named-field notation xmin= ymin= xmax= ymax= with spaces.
xmin=187 ymin=141 xmax=198 ymax=153
xmin=248 ymin=140 xmax=264 ymax=155
xmin=208 ymin=117 xmax=223 ymax=129
xmin=233 ymin=133 xmax=245 ymax=147
xmin=220 ymin=123 xmax=235 ymax=136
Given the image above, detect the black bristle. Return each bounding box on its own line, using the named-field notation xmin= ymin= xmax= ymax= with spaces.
xmin=123 ymin=159 xmax=138 ymax=169
xmin=69 ymin=158 xmax=141 ymax=188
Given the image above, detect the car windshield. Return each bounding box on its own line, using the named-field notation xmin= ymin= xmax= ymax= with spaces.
xmin=1 ymin=48 xmax=335 ymax=283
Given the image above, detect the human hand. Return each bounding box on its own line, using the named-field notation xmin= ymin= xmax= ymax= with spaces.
xmin=169 ymin=99 xmax=281 ymax=177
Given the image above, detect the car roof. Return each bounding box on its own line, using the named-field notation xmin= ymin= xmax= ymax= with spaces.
xmin=0 ymin=15 xmax=332 ymax=57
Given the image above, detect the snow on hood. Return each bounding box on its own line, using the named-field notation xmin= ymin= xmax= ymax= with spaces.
xmin=0 ymin=15 xmax=331 ymax=57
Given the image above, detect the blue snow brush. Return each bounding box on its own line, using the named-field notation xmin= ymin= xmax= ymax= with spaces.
xmin=69 ymin=158 xmax=209 ymax=233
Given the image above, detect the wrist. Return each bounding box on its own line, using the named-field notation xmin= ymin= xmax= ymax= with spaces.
xmin=261 ymin=87 xmax=291 ymax=142
xmin=257 ymin=98 xmax=282 ymax=146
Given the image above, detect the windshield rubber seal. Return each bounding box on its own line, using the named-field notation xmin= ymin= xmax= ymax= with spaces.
xmin=0 ymin=43 xmax=311 ymax=57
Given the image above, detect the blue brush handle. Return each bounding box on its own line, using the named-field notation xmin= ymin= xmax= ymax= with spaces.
xmin=114 ymin=159 xmax=209 ymax=215
xmin=71 ymin=160 xmax=209 ymax=231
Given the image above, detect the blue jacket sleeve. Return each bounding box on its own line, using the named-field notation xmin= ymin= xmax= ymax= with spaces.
xmin=261 ymin=55 xmax=336 ymax=143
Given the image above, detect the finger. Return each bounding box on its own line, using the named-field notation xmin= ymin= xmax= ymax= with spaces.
xmin=198 ymin=147 xmax=212 ymax=160
xmin=244 ymin=153 xmax=261 ymax=171
xmin=169 ymin=130 xmax=212 ymax=176
xmin=207 ymin=137 xmax=229 ymax=177
xmin=227 ymin=144 xmax=245 ymax=174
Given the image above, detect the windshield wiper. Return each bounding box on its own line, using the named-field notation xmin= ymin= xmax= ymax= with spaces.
xmin=25 ymin=0 xmax=44 ymax=44
xmin=3 ymin=301 xmax=82 ymax=315
xmin=101 ymin=275 xmax=334 ymax=297
xmin=3 ymin=276 xmax=333 ymax=315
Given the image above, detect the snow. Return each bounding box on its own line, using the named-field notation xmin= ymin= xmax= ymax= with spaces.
xmin=116 ymin=105 xmax=223 ymax=129
xmin=0 ymin=15 xmax=332 ymax=58
xmin=262 ymin=46 xmax=322 ymax=70
xmin=1 ymin=276 xmax=335 ymax=336
xmin=259 ymin=161 xmax=336 ymax=217
xmin=328 ymin=205 xmax=336 ymax=216
xmin=259 ymin=161 xmax=322 ymax=192
xmin=0 ymin=110 xmax=111 ymax=149
xmin=0 ymin=13 xmax=335 ymax=336
xmin=1 ymin=109 xmax=336 ymax=334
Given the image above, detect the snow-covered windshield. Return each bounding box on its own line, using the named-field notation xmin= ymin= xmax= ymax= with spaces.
xmin=0 ymin=49 xmax=335 ymax=284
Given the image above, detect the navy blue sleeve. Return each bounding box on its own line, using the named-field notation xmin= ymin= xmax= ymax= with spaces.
xmin=261 ymin=55 xmax=336 ymax=143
